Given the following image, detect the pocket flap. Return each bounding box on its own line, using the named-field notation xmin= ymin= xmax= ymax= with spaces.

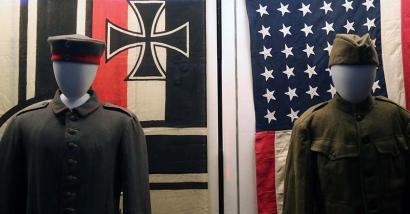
xmin=374 ymin=138 xmax=401 ymax=156
xmin=311 ymin=140 xmax=359 ymax=160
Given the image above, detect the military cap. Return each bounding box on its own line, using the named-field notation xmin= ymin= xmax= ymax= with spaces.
xmin=47 ymin=34 xmax=106 ymax=65
xmin=329 ymin=33 xmax=379 ymax=67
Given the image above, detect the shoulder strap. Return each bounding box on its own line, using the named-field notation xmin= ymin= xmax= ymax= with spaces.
xmin=16 ymin=101 xmax=50 ymax=116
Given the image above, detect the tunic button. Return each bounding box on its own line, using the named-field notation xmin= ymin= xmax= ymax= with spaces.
xmin=64 ymin=191 xmax=77 ymax=199
xmin=67 ymin=142 xmax=78 ymax=149
xmin=67 ymin=129 xmax=78 ymax=135
xmin=64 ymin=207 xmax=76 ymax=214
xmin=66 ymin=175 xmax=78 ymax=182
xmin=362 ymin=137 xmax=370 ymax=144
xmin=69 ymin=115 xmax=78 ymax=121
xmin=67 ymin=159 xmax=78 ymax=165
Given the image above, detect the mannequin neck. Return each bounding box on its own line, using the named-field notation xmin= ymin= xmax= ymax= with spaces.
xmin=60 ymin=93 xmax=90 ymax=109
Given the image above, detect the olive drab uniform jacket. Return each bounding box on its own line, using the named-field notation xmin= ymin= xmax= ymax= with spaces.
xmin=283 ymin=94 xmax=410 ymax=214
xmin=0 ymin=90 xmax=151 ymax=214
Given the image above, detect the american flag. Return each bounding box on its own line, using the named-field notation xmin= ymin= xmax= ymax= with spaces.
xmin=245 ymin=0 xmax=410 ymax=213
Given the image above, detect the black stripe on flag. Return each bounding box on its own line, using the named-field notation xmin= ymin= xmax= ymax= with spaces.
xmin=85 ymin=0 xmax=93 ymax=37
xmin=147 ymin=135 xmax=207 ymax=174
xmin=163 ymin=0 xmax=207 ymax=127
xmin=18 ymin=0 xmax=28 ymax=104
xmin=150 ymin=182 xmax=208 ymax=190
xmin=35 ymin=0 xmax=78 ymax=100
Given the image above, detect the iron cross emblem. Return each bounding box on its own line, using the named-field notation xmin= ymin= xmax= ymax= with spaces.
xmin=106 ymin=0 xmax=190 ymax=80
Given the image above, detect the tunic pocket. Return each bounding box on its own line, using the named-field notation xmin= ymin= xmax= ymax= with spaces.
xmin=373 ymin=136 xmax=407 ymax=198
xmin=310 ymin=140 xmax=362 ymax=204
xmin=374 ymin=137 xmax=408 ymax=157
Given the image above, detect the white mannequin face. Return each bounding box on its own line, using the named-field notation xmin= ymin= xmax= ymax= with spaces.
xmin=331 ymin=65 xmax=377 ymax=103
xmin=53 ymin=61 xmax=98 ymax=100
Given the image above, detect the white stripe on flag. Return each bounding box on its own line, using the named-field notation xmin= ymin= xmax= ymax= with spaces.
xmin=149 ymin=173 xmax=208 ymax=183
xmin=380 ymin=0 xmax=406 ymax=106
xmin=127 ymin=4 xmax=166 ymax=121
xmin=0 ymin=0 xmax=20 ymax=115
xmin=150 ymin=190 xmax=208 ymax=214
xmin=26 ymin=0 xmax=37 ymax=100
xmin=76 ymin=0 xmax=87 ymax=35
xmin=274 ymin=130 xmax=291 ymax=214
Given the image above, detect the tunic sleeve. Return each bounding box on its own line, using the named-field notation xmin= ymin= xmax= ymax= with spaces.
xmin=120 ymin=116 xmax=151 ymax=214
xmin=282 ymin=123 xmax=316 ymax=214
xmin=0 ymin=118 xmax=27 ymax=213
xmin=403 ymin=110 xmax=410 ymax=214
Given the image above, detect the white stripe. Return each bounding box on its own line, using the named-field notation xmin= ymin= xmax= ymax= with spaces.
xmin=380 ymin=0 xmax=406 ymax=106
xmin=26 ymin=0 xmax=37 ymax=100
xmin=274 ymin=130 xmax=292 ymax=214
xmin=143 ymin=127 xmax=207 ymax=136
xmin=0 ymin=0 xmax=20 ymax=116
xmin=76 ymin=0 xmax=87 ymax=35
xmin=127 ymin=4 xmax=166 ymax=121
xmin=150 ymin=190 xmax=208 ymax=214
xmin=149 ymin=173 xmax=208 ymax=183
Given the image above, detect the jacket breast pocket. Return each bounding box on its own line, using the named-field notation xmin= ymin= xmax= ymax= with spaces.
xmin=373 ymin=136 xmax=407 ymax=196
xmin=310 ymin=139 xmax=361 ymax=199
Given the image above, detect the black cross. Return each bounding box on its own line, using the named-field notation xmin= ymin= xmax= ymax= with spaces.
xmin=106 ymin=0 xmax=189 ymax=80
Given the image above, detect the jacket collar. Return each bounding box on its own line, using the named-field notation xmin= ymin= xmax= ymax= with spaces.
xmin=331 ymin=93 xmax=374 ymax=114
xmin=51 ymin=89 xmax=101 ymax=117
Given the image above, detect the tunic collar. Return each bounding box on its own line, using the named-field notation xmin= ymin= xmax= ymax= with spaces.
xmin=51 ymin=89 xmax=101 ymax=117
xmin=331 ymin=93 xmax=374 ymax=114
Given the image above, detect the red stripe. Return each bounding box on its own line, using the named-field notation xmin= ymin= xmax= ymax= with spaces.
xmin=402 ymin=0 xmax=410 ymax=109
xmin=255 ymin=131 xmax=277 ymax=214
xmin=91 ymin=0 xmax=128 ymax=107
xmin=51 ymin=53 xmax=102 ymax=65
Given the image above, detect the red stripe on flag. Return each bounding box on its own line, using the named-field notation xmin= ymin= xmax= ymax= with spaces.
xmin=255 ymin=131 xmax=277 ymax=214
xmin=402 ymin=0 xmax=410 ymax=109
xmin=91 ymin=0 xmax=128 ymax=107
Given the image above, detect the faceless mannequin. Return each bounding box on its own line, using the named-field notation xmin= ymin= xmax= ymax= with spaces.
xmin=331 ymin=64 xmax=377 ymax=103
xmin=53 ymin=61 xmax=98 ymax=109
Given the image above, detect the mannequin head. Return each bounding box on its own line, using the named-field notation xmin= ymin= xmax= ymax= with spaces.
xmin=329 ymin=33 xmax=380 ymax=103
xmin=331 ymin=65 xmax=377 ymax=103
xmin=47 ymin=34 xmax=105 ymax=100
xmin=53 ymin=61 xmax=98 ymax=100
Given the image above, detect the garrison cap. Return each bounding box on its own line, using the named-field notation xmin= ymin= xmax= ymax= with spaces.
xmin=329 ymin=33 xmax=379 ymax=67
xmin=47 ymin=34 xmax=106 ymax=65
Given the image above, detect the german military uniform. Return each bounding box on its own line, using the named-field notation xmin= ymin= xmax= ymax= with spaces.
xmin=0 ymin=90 xmax=151 ymax=214
xmin=283 ymin=34 xmax=410 ymax=214
xmin=0 ymin=34 xmax=151 ymax=214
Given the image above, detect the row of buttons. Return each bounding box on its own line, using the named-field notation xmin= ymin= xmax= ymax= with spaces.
xmin=63 ymin=112 xmax=80 ymax=214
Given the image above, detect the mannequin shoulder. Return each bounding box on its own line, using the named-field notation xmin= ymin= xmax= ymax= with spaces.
xmin=374 ymin=96 xmax=409 ymax=113
xmin=296 ymin=101 xmax=329 ymax=125
xmin=102 ymin=103 xmax=138 ymax=120
xmin=16 ymin=100 xmax=51 ymax=116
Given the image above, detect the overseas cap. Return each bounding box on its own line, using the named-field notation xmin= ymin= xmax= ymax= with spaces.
xmin=329 ymin=33 xmax=379 ymax=67
xmin=47 ymin=34 xmax=106 ymax=65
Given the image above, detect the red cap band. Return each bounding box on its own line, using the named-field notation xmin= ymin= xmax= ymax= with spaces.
xmin=51 ymin=53 xmax=102 ymax=65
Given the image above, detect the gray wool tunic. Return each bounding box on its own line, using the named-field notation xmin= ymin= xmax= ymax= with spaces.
xmin=0 ymin=90 xmax=151 ymax=214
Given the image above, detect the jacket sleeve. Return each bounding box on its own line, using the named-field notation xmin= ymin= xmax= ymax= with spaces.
xmin=120 ymin=116 xmax=151 ymax=214
xmin=0 ymin=118 xmax=27 ymax=213
xmin=406 ymin=122 xmax=410 ymax=214
xmin=403 ymin=110 xmax=410 ymax=214
xmin=282 ymin=123 xmax=316 ymax=214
